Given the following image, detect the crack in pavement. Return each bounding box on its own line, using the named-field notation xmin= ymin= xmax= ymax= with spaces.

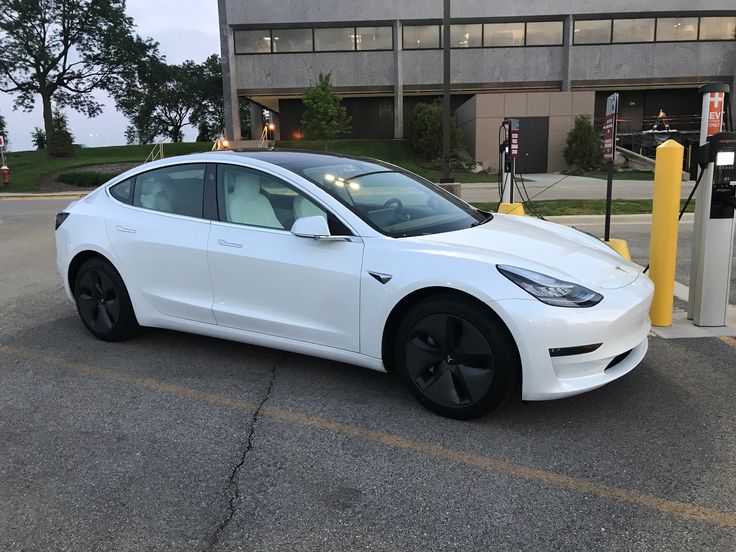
xmin=203 ymin=353 xmax=284 ymax=551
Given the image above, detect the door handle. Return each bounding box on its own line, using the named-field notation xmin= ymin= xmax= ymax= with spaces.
xmin=217 ymin=238 xmax=243 ymax=249
xmin=116 ymin=225 xmax=136 ymax=234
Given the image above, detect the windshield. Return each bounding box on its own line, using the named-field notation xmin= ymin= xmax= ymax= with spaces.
xmin=294 ymin=160 xmax=485 ymax=237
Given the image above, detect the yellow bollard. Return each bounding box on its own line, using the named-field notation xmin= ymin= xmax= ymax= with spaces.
xmin=648 ymin=139 xmax=684 ymax=326
xmin=498 ymin=202 xmax=526 ymax=216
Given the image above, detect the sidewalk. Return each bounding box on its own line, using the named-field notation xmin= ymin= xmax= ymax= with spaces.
xmin=461 ymin=173 xmax=695 ymax=203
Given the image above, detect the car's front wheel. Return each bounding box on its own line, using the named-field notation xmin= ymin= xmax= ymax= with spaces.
xmin=74 ymin=258 xmax=139 ymax=342
xmin=395 ymin=295 xmax=519 ymax=419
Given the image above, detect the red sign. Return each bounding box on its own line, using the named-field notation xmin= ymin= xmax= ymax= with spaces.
xmin=0 ymin=136 xmax=4 ymax=148
xmin=707 ymin=92 xmax=725 ymax=137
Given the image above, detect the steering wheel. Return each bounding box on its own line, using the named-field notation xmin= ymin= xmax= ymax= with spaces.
xmin=382 ymin=198 xmax=404 ymax=212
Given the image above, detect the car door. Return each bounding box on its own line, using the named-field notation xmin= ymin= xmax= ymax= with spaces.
xmin=105 ymin=163 xmax=216 ymax=324
xmin=207 ymin=163 xmax=363 ymax=351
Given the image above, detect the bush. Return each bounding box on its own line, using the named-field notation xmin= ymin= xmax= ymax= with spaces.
xmin=407 ymin=99 xmax=463 ymax=162
xmin=31 ymin=127 xmax=46 ymax=150
xmin=48 ymin=110 xmax=76 ymax=158
xmin=57 ymin=171 xmax=121 ymax=188
xmin=563 ymin=115 xmax=603 ymax=173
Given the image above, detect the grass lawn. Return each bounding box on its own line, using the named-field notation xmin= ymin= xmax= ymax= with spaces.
xmin=581 ymin=170 xmax=654 ymax=181
xmin=3 ymin=142 xmax=212 ymax=193
xmin=276 ymin=139 xmax=494 ymax=183
xmin=4 ymin=138 xmax=495 ymax=193
xmin=470 ymin=199 xmax=696 ymax=217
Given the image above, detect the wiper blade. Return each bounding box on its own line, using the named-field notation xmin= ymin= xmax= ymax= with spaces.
xmin=471 ymin=213 xmax=494 ymax=227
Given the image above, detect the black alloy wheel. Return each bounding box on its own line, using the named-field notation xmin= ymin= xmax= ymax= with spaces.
xmin=395 ymin=295 xmax=519 ymax=419
xmin=406 ymin=314 xmax=495 ymax=407
xmin=74 ymin=258 xmax=138 ymax=341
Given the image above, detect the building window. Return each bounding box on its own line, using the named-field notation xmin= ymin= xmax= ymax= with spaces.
xmin=483 ymin=22 xmax=525 ymax=46
xmin=314 ymin=27 xmax=355 ymax=51
xmin=612 ymin=18 xmax=655 ymax=43
xmin=271 ymin=28 xmax=313 ymax=52
xmin=573 ymin=19 xmax=612 ymax=44
xmin=525 ymin=21 xmax=563 ymax=46
xmin=403 ymin=25 xmax=440 ymax=49
xmin=699 ymin=16 xmax=736 ymax=40
xmin=656 ymin=17 xmax=698 ymax=41
xmin=356 ymin=26 xmax=393 ymax=50
xmin=450 ymin=24 xmax=482 ymax=48
xmin=234 ymin=29 xmax=272 ymax=53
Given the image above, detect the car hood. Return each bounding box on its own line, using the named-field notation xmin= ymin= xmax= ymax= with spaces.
xmin=407 ymin=214 xmax=640 ymax=290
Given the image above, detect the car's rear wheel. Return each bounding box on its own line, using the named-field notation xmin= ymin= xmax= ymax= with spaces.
xmin=395 ymin=295 xmax=519 ymax=419
xmin=74 ymin=258 xmax=139 ymax=342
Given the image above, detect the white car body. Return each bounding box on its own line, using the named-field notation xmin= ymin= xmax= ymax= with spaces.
xmin=55 ymin=151 xmax=654 ymax=401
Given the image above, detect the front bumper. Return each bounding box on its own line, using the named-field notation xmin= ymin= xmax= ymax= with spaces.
xmin=491 ymin=274 xmax=653 ymax=401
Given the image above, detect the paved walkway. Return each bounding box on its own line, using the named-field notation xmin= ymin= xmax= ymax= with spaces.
xmin=461 ymin=174 xmax=695 ymax=203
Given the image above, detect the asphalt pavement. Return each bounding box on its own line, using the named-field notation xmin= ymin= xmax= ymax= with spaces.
xmin=0 ymin=199 xmax=735 ymax=551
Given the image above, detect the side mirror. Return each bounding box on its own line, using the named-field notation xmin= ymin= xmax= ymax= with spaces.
xmin=291 ymin=216 xmax=348 ymax=241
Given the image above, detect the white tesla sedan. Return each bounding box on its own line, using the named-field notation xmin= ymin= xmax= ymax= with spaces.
xmin=55 ymin=151 xmax=653 ymax=419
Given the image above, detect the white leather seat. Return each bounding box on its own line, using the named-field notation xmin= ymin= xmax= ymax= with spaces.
xmin=293 ymin=195 xmax=327 ymax=221
xmin=227 ymin=174 xmax=283 ymax=229
xmin=140 ymin=178 xmax=174 ymax=213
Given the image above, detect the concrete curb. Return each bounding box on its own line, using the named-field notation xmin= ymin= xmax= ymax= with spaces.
xmin=0 ymin=191 xmax=88 ymax=200
xmin=547 ymin=213 xmax=694 ymax=224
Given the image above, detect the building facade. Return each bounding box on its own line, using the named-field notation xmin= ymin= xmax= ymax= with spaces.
xmin=218 ymin=1 xmax=736 ymax=172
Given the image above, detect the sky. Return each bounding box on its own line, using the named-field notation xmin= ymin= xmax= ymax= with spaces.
xmin=0 ymin=0 xmax=221 ymax=151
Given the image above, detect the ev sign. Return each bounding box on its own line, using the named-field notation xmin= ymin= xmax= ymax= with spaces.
xmin=0 ymin=136 xmax=4 ymax=148
xmin=706 ymin=92 xmax=725 ymax=137
xmin=603 ymin=92 xmax=618 ymax=162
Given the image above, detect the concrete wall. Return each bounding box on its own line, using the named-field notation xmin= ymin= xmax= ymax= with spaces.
xmin=231 ymin=33 xmax=734 ymax=96
xmin=225 ymin=1 xmax=736 ymax=25
xmin=401 ymin=48 xmax=566 ymax=89
xmin=571 ymin=42 xmax=735 ymax=83
xmin=456 ymin=91 xmax=595 ymax=172
xmin=235 ymin=52 xmax=395 ymax=94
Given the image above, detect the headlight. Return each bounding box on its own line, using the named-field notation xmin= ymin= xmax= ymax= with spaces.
xmin=497 ymin=265 xmax=603 ymax=308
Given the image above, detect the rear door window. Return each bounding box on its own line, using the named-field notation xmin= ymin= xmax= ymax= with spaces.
xmin=133 ymin=164 xmax=206 ymax=218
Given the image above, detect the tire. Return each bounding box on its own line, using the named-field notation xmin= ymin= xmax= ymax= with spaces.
xmin=395 ymin=295 xmax=520 ymax=420
xmin=73 ymin=258 xmax=139 ymax=342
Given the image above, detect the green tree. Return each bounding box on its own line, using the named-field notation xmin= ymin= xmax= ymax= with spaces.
xmin=114 ymin=58 xmax=200 ymax=143
xmin=301 ymin=73 xmax=351 ymax=141
xmin=407 ymin=99 xmax=463 ymax=162
xmin=0 ymin=0 xmax=156 ymax=156
xmin=31 ymin=127 xmax=46 ymax=150
xmin=0 ymin=111 xmax=7 ymax=147
xmin=563 ymin=115 xmax=603 ymax=173
xmin=190 ymin=55 xmax=225 ymax=142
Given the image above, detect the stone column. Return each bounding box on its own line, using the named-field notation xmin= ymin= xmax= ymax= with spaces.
xmin=394 ymin=19 xmax=404 ymax=139
xmin=561 ymin=15 xmax=573 ymax=92
xmin=217 ymin=0 xmax=241 ymax=140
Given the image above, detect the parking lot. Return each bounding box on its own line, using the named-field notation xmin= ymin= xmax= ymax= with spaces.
xmin=1 ymin=199 xmax=735 ymax=551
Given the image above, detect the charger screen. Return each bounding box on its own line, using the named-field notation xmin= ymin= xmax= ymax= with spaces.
xmin=716 ymin=151 xmax=735 ymax=166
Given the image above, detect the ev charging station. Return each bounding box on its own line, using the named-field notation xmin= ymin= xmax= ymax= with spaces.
xmin=499 ymin=119 xmax=520 ymax=204
xmin=687 ymin=84 xmax=736 ymax=327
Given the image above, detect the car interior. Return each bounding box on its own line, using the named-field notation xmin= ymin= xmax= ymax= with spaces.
xmin=136 ymin=167 xmax=205 ymax=218
xmin=220 ymin=168 xmax=348 ymax=234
